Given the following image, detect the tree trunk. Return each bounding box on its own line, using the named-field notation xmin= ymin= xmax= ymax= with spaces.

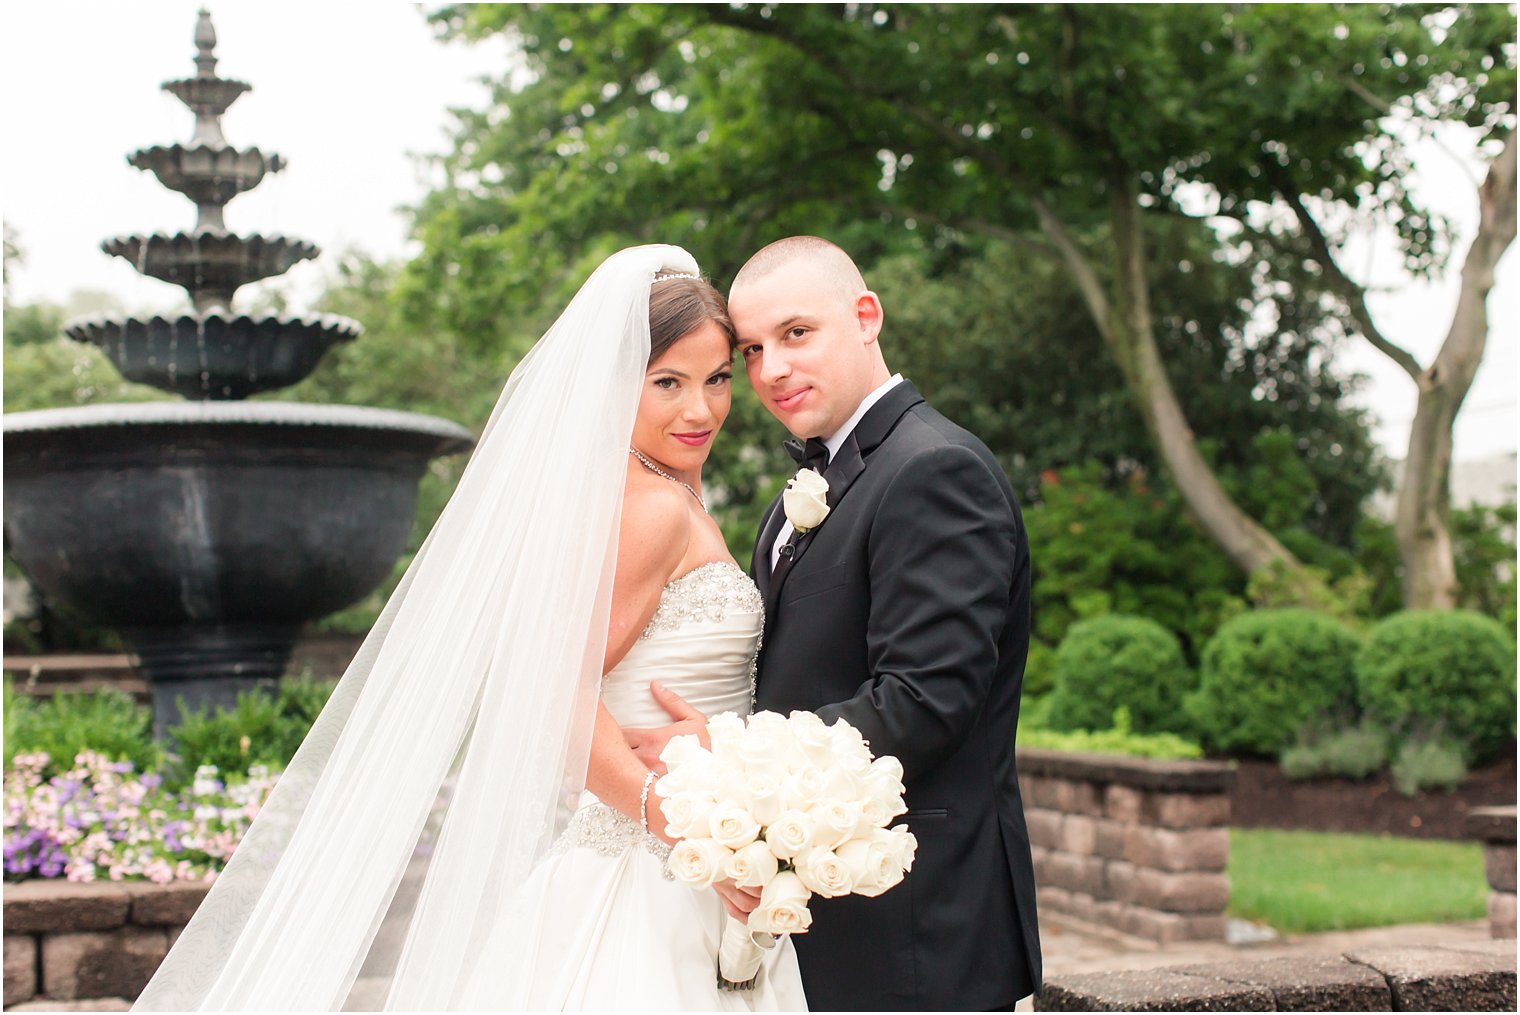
xmin=1395 ymin=132 xmax=1517 ymax=608
xmin=1098 ymin=179 xmax=1317 ymax=585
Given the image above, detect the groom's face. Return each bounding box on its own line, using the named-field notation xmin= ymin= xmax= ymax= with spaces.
xmin=731 ymin=262 xmax=882 ymax=440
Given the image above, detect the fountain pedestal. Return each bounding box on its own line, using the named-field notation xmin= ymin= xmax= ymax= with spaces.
xmin=1 ymin=11 xmax=474 ymax=733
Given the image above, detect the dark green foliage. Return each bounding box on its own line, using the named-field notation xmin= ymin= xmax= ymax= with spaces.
xmin=1021 ymin=640 xmax=1057 ymax=700
xmin=2 ymin=682 xmax=158 ymax=776
xmin=1047 ymin=615 xmax=1194 ymax=735
xmin=1026 ymin=463 xmax=1247 ymax=658
xmin=163 ymin=678 xmax=338 ymax=788
xmin=1186 ymin=609 xmax=1362 ymax=756
xmin=1451 ymin=500 xmax=1518 ymax=631
xmin=874 ymin=239 xmax=1386 ymax=546
xmin=1355 ymin=610 xmax=1516 ymax=764
xmin=1390 ymin=735 xmax=1468 ymax=797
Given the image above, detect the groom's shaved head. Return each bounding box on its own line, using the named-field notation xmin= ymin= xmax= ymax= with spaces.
xmin=730 ymin=236 xmax=867 ymax=308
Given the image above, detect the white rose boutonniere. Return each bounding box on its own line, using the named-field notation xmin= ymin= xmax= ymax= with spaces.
xmin=782 ymin=468 xmax=830 ymax=533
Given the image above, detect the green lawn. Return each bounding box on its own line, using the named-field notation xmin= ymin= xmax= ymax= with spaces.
xmin=1228 ymin=828 xmax=1488 ymax=934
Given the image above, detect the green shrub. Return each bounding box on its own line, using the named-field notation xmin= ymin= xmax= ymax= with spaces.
xmin=1280 ymin=718 xmax=1389 ymax=781
xmin=1356 ymin=610 xmax=1516 ymax=764
xmin=1019 ymin=692 xmax=1054 ymax=731
xmin=1022 ymin=640 xmax=1057 ymax=699
xmin=3 ymin=681 xmax=158 ymax=777
xmin=1185 ymin=609 xmax=1362 ymax=757
xmin=1018 ymin=706 xmax=1203 ymax=759
xmin=3 ymin=680 xmax=38 ymax=768
xmin=1391 ymin=736 xmax=1468 ymax=797
xmin=1316 ymin=722 xmax=1389 ymax=779
xmin=163 ymin=678 xmax=336 ymax=788
xmin=1046 ymin=615 xmax=1193 ymax=734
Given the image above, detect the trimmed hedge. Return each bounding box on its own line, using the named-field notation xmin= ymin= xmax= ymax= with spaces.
xmin=1046 ymin=614 xmax=1193 ymax=734
xmin=1186 ymin=608 xmax=1361 ymax=756
xmin=1356 ymin=609 xmax=1516 ymax=764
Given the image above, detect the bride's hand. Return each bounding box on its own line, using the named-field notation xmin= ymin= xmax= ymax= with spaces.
xmin=623 ymin=681 xmax=710 ymax=772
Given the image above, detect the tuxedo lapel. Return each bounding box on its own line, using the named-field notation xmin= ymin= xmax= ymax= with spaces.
xmin=752 ymin=495 xmax=786 ymax=600
xmin=762 ymin=381 xmax=926 ymax=615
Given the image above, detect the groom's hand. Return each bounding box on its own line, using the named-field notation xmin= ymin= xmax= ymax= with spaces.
xmin=622 ymin=681 xmax=709 ymax=772
xmin=713 ymin=878 xmax=764 ymax=921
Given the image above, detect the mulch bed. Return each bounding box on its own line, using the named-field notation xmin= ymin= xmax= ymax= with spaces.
xmin=1229 ymin=750 xmax=1516 ymax=841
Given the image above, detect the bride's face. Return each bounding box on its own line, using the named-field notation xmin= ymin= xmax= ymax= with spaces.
xmin=632 ymin=320 xmax=734 ymax=474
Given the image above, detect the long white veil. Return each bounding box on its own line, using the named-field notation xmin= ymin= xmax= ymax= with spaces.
xmin=134 ymin=244 xmax=700 ymax=1011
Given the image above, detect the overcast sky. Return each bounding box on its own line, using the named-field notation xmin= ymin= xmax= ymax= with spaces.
xmin=3 ymin=2 xmax=1514 ymax=463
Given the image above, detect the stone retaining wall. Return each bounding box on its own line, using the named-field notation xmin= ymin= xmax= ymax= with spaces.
xmin=1017 ymin=748 xmax=1235 ymax=943
xmin=1469 ymin=805 xmax=1517 ymax=939
xmin=3 ymin=880 xmax=208 ymax=1010
xmin=1037 ymin=940 xmax=1517 ymax=1011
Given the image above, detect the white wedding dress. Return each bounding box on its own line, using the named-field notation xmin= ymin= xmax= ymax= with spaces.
xmin=457 ymin=561 xmax=807 ymax=1010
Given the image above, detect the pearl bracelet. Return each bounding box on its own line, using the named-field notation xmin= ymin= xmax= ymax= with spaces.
xmin=639 ymin=770 xmax=659 ymax=832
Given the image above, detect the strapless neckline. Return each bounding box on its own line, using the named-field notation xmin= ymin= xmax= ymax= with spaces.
xmin=601 ymin=560 xmax=762 ymax=729
xmin=639 ymin=560 xmax=760 ymax=640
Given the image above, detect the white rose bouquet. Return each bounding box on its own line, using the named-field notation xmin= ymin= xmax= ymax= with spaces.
xmin=657 ymin=710 xmax=918 ymax=989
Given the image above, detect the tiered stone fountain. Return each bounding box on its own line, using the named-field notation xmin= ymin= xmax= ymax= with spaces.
xmin=2 ymin=10 xmax=473 ymax=733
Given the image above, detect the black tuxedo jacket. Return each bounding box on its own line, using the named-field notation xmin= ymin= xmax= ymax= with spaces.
xmin=751 ymin=382 xmax=1040 ymax=1011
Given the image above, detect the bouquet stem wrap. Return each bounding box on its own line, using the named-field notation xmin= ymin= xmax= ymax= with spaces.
xmin=717 ymin=915 xmax=776 ymax=990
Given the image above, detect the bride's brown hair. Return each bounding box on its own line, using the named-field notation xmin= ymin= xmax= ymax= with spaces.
xmin=648 ymin=276 xmax=736 ymax=364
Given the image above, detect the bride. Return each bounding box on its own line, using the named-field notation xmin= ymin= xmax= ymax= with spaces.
xmin=134 ymin=246 xmax=807 ymax=1011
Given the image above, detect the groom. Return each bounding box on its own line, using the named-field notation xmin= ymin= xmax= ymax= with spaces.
xmin=729 ymin=237 xmax=1040 ymax=1010
xmin=631 ymin=236 xmax=1040 ymax=1010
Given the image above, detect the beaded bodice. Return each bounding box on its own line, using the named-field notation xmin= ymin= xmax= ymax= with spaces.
xmin=564 ymin=562 xmax=762 ymax=871
xmin=599 ymin=561 xmax=763 ymax=728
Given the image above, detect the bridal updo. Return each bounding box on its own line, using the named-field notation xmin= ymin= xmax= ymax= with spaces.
xmin=649 ymin=275 xmax=736 ymax=364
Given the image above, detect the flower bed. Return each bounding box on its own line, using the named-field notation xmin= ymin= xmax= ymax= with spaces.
xmin=4 ymin=751 xmax=277 ymax=884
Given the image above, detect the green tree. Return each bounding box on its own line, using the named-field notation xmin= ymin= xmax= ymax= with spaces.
xmin=421 ymin=3 xmax=1510 ymax=602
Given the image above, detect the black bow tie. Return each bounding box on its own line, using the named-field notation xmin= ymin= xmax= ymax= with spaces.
xmin=784 ymin=437 xmax=830 ymax=473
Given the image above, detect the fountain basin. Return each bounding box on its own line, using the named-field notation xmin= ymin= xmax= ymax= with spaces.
xmin=65 ymin=310 xmax=361 ymax=399
xmin=128 ymin=144 xmax=284 ymax=207
xmin=3 ymin=402 xmax=474 ymax=729
xmin=163 ymin=76 xmax=249 ymax=118
xmin=102 ymin=232 xmax=318 ymax=309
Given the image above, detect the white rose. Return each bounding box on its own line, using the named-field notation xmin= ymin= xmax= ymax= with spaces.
xmin=782 ymin=468 xmax=830 ymax=533
xmin=860 ymin=795 xmax=904 ymax=829
xmin=827 ymin=720 xmax=872 ymax=766
xmin=764 ymin=809 xmax=815 ymax=860
xmin=790 ymin=713 xmax=837 ymax=769
xmin=868 ymin=755 xmax=906 ymax=791
xmin=659 ymin=792 xmax=715 ymax=841
xmin=724 ymin=839 xmax=780 ymax=888
xmin=788 ymin=709 xmax=827 ymax=733
xmin=659 ymin=733 xmax=710 ymax=771
xmin=835 ymin=836 xmax=898 ymax=896
xmin=738 ymin=713 xmax=796 ymax=772
xmin=793 ymin=845 xmax=856 ymax=898
xmin=822 ymin=765 xmax=865 ymax=805
xmin=668 ymin=837 xmax=730 ymax=888
xmin=749 ymin=870 xmax=814 ymax=936
xmin=780 ymin=767 xmax=827 ymax=811
xmin=706 ymin=712 xmax=747 ymax=758
xmin=708 ymin=803 xmax=762 ymax=849
xmin=808 ymin=799 xmax=860 ymax=850
xmin=743 ymin=771 xmax=785 ymax=827
xmin=888 ymin=823 xmax=919 ymax=874
xmin=746 ymin=710 xmax=790 ymax=736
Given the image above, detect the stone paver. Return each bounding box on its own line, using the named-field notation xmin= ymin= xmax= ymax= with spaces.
xmin=1016 ymin=915 xmax=1500 ymax=1011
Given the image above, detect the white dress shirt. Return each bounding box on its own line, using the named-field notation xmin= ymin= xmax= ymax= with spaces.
xmin=769 ymin=374 xmax=904 ymax=571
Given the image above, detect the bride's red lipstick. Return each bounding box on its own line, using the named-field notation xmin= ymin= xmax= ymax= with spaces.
xmin=673 ymin=430 xmax=712 ymax=447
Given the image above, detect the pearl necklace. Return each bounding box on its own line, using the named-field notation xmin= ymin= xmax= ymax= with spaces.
xmin=629 ymin=447 xmax=706 ymax=510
